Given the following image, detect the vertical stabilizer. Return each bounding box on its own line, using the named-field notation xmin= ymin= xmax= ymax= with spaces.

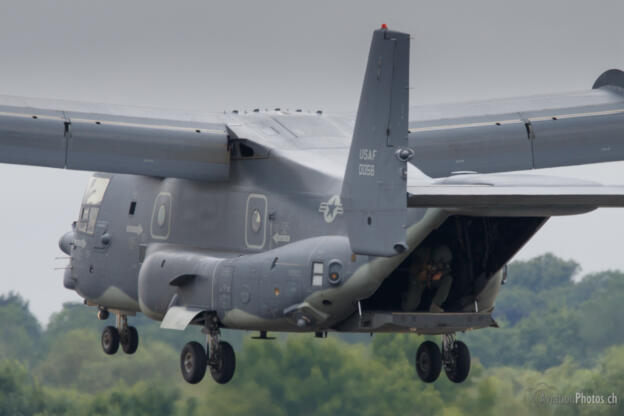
xmin=341 ymin=27 xmax=411 ymax=257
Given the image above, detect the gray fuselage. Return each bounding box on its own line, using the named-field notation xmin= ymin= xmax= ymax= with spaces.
xmin=63 ymin=112 xmax=537 ymax=333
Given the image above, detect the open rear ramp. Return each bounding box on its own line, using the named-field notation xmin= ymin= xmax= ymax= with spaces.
xmin=336 ymin=311 xmax=497 ymax=334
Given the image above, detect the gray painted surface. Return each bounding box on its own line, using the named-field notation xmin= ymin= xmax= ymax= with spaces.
xmin=3 ymin=28 xmax=624 ymax=337
xmin=409 ymin=75 xmax=624 ymax=177
xmin=341 ymin=29 xmax=410 ymax=257
xmin=408 ymin=173 xmax=624 ymax=216
xmin=0 ymin=103 xmax=229 ymax=180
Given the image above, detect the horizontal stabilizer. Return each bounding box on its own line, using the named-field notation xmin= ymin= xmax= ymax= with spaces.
xmin=408 ymin=173 xmax=624 ymax=216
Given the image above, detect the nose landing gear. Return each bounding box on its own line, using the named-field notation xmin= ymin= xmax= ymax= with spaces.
xmin=180 ymin=315 xmax=236 ymax=384
xmin=414 ymin=333 xmax=471 ymax=383
xmin=100 ymin=312 xmax=139 ymax=355
xmin=120 ymin=325 xmax=139 ymax=354
xmin=101 ymin=325 xmax=119 ymax=355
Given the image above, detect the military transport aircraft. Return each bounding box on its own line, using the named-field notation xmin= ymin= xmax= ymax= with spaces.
xmin=2 ymin=26 xmax=624 ymax=385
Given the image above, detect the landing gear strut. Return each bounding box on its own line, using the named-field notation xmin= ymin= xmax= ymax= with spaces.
xmin=180 ymin=314 xmax=236 ymax=384
xmin=414 ymin=334 xmax=471 ymax=383
xmin=100 ymin=313 xmax=139 ymax=355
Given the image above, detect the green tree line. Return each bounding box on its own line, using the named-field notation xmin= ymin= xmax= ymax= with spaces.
xmin=0 ymin=254 xmax=622 ymax=415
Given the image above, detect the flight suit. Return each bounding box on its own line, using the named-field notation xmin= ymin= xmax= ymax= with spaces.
xmin=401 ymin=245 xmax=453 ymax=312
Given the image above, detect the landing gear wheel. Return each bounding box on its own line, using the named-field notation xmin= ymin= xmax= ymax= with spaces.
xmin=120 ymin=326 xmax=139 ymax=354
xmin=209 ymin=341 xmax=236 ymax=384
xmin=415 ymin=340 xmax=442 ymax=383
xmin=101 ymin=326 xmax=120 ymax=355
xmin=180 ymin=341 xmax=207 ymax=384
xmin=444 ymin=340 xmax=470 ymax=383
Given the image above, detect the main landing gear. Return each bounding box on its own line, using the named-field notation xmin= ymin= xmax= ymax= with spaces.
xmin=415 ymin=334 xmax=470 ymax=383
xmin=180 ymin=315 xmax=236 ymax=385
xmin=100 ymin=311 xmax=139 ymax=355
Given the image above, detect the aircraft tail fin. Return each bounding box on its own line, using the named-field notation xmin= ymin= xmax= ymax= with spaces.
xmin=340 ymin=26 xmax=412 ymax=257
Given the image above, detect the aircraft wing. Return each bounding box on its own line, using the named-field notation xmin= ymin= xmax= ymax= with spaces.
xmin=407 ymin=173 xmax=624 ymax=217
xmin=409 ymin=69 xmax=624 ymax=177
xmin=0 ymin=95 xmax=229 ymax=181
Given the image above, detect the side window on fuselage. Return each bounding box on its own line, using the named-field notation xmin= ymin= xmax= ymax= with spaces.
xmin=77 ymin=176 xmax=110 ymax=235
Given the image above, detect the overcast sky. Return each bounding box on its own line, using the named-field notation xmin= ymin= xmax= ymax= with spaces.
xmin=1 ymin=0 xmax=623 ymax=323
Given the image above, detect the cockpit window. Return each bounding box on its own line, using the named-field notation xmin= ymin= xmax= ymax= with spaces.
xmin=77 ymin=207 xmax=89 ymax=233
xmin=80 ymin=206 xmax=89 ymax=222
xmin=77 ymin=177 xmax=110 ymax=234
xmin=82 ymin=177 xmax=110 ymax=205
xmin=87 ymin=207 xmax=99 ymax=234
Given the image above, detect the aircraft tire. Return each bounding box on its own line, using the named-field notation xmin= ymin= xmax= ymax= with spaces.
xmin=121 ymin=326 xmax=139 ymax=354
xmin=180 ymin=341 xmax=207 ymax=384
xmin=210 ymin=341 xmax=236 ymax=384
xmin=415 ymin=341 xmax=442 ymax=383
xmin=101 ymin=326 xmax=120 ymax=355
xmin=445 ymin=340 xmax=470 ymax=383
